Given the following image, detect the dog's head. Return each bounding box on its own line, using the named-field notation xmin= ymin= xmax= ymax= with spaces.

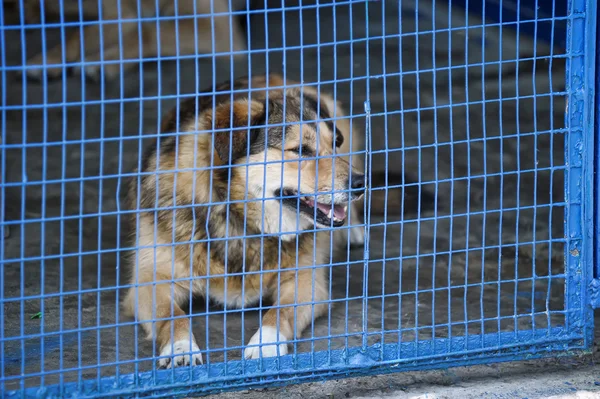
xmin=206 ymin=89 xmax=366 ymax=239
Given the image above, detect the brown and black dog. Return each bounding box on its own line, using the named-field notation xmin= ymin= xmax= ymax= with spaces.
xmin=122 ymin=74 xmax=430 ymax=368
xmin=17 ymin=0 xmax=247 ymax=80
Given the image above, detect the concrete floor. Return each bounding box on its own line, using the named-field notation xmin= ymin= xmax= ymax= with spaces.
xmin=1 ymin=0 xmax=597 ymax=396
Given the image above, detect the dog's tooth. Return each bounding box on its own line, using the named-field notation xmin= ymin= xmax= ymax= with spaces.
xmin=327 ymin=208 xmax=334 ymax=219
xmin=343 ymin=206 xmax=348 ymax=212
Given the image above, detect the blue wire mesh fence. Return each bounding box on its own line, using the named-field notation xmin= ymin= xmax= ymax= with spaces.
xmin=0 ymin=0 xmax=596 ymax=397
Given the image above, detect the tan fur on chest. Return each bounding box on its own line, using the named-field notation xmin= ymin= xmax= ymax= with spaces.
xmin=131 ymin=211 xmax=324 ymax=310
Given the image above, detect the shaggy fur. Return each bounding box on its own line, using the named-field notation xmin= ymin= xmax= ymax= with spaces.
xmin=122 ymin=74 xmax=428 ymax=367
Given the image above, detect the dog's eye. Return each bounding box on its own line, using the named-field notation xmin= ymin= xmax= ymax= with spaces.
xmin=289 ymin=145 xmax=313 ymax=156
xmin=335 ymin=131 xmax=344 ymax=148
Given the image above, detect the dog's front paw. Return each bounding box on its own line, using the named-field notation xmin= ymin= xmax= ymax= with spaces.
xmin=244 ymin=326 xmax=288 ymax=360
xmin=347 ymin=204 xmax=365 ymax=247
xmin=349 ymin=226 xmax=365 ymax=247
xmin=158 ymin=339 xmax=203 ymax=369
xmin=75 ymin=62 xmax=122 ymax=83
xmin=24 ymin=56 xmax=66 ymax=81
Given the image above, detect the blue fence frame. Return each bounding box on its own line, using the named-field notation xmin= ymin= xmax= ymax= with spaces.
xmin=594 ymin=0 xmax=600 ymax=305
xmin=0 ymin=0 xmax=597 ymax=397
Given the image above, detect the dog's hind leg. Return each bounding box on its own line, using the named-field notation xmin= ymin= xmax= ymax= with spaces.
xmin=149 ymin=0 xmax=247 ymax=59
xmin=25 ymin=0 xmax=139 ymax=80
xmin=72 ymin=23 xmax=145 ymax=82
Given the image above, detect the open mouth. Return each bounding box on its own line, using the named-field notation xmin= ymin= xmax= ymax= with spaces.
xmin=277 ymin=189 xmax=348 ymax=228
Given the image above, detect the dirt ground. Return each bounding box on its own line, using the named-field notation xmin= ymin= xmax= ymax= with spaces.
xmin=0 ymin=0 xmax=594 ymax=395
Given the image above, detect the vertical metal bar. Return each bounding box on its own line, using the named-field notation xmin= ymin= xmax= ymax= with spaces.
xmin=565 ymin=0 xmax=595 ymax=346
xmin=0 ymin=0 xmax=7 ymax=388
xmin=593 ymin=0 xmax=600 ymax=284
xmin=362 ymin=100 xmax=372 ymax=352
xmin=583 ymin=0 xmax=598 ymax=328
xmin=361 ymin=0 xmax=372 ymax=353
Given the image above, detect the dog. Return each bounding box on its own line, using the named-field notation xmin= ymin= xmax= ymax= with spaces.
xmin=122 ymin=74 xmax=431 ymax=368
xmin=19 ymin=0 xmax=248 ymax=81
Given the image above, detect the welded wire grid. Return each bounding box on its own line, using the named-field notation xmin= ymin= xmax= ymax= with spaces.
xmin=0 ymin=0 xmax=596 ymax=397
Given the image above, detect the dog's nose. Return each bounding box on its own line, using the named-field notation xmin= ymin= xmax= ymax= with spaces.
xmin=350 ymin=174 xmax=366 ymax=192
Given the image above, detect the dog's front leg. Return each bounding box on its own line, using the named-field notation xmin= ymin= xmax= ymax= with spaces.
xmin=243 ymin=267 xmax=329 ymax=359
xmin=123 ymin=272 xmax=203 ymax=368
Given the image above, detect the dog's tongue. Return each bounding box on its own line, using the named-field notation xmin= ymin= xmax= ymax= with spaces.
xmin=315 ymin=202 xmax=346 ymax=220
xmin=333 ymin=204 xmax=346 ymax=219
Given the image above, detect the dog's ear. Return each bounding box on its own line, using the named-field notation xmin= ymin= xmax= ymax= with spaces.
xmin=207 ymin=99 xmax=268 ymax=165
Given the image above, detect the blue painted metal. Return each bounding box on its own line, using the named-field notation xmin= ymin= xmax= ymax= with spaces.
xmin=1 ymin=329 xmax=589 ymax=399
xmin=567 ymin=0 xmax=596 ymax=345
xmin=595 ymin=0 xmax=600 ymax=284
xmin=0 ymin=0 xmax=597 ymax=397
xmin=590 ymin=280 xmax=600 ymax=309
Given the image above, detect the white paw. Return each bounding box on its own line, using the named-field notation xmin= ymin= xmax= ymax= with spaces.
xmin=24 ymin=65 xmax=64 ymax=80
xmin=83 ymin=64 xmax=102 ymax=81
xmin=244 ymin=326 xmax=288 ymax=360
xmin=24 ymin=56 xmax=65 ymax=80
xmin=349 ymin=225 xmax=365 ymax=246
xmin=158 ymin=339 xmax=203 ymax=368
xmin=80 ymin=63 xmax=120 ymax=82
xmin=24 ymin=66 xmax=43 ymax=80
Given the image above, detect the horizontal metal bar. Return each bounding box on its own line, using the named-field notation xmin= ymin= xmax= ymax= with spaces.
xmin=0 ymin=328 xmax=587 ymax=398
